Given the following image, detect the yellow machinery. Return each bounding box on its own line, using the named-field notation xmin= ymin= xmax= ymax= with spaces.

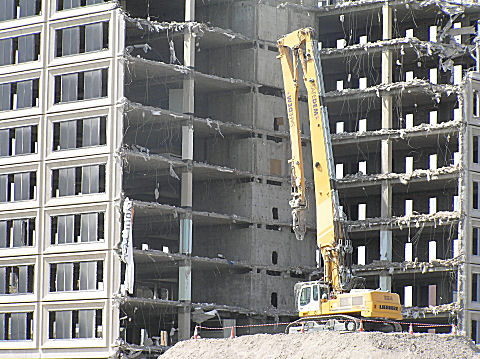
xmin=277 ymin=28 xmax=402 ymax=332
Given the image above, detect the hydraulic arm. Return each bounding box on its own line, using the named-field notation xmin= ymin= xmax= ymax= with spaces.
xmin=277 ymin=28 xmax=352 ymax=294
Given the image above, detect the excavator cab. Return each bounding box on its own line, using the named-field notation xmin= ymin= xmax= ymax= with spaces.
xmin=295 ymin=281 xmax=329 ymax=314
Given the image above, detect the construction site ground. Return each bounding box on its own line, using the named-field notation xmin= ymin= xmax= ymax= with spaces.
xmin=161 ymin=331 xmax=480 ymax=359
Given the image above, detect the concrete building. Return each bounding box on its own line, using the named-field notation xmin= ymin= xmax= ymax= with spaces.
xmin=0 ymin=0 xmax=479 ymax=357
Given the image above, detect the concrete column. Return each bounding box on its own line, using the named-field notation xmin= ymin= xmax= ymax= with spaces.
xmin=178 ymin=0 xmax=195 ymax=342
xmin=380 ymin=3 xmax=393 ymax=292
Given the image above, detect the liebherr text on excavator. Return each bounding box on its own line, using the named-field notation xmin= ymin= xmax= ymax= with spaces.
xmin=277 ymin=28 xmax=403 ymax=333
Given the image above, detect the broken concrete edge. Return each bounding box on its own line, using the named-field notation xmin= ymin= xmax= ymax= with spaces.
xmin=402 ymin=301 xmax=459 ymax=319
xmin=353 ymin=256 xmax=462 ymax=274
xmin=123 ymin=11 xmax=252 ymax=44
xmin=325 ymin=78 xmax=462 ymax=101
xmin=123 ymin=54 xmax=257 ymax=90
xmin=116 ymin=295 xmax=298 ymax=318
xmin=122 ymin=99 xmax=256 ymax=137
xmin=314 ymin=0 xmax=480 ymax=16
xmin=337 ymin=164 xmax=460 ymax=186
xmin=345 ymin=211 xmax=461 ymax=231
xmin=332 ymin=119 xmax=462 ymax=142
xmin=130 ymin=247 xmax=318 ymax=275
xmin=320 ymin=36 xmax=470 ymax=61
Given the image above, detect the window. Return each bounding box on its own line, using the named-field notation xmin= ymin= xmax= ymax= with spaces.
xmin=272 ymin=207 xmax=278 ymax=220
xmin=0 ymin=312 xmax=33 ymax=341
xmin=48 ymin=309 xmax=102 ymax=339
xmin=473 ymin=320 xmax=479 ymax=344
xmin=0 ymin=125 xmax=37 ymax=157
xmin=475 ymin=135 xmax=479 ymax=164
xmin=0 ymin=172 xmax=36 ymax=202
xmin=0 ymin=33 xmax=40 ymax=66
xmin=50 ymin=260 xmax=103 ymax=292
xmin=57 ymin=0 xmax=106 ymax=11
xmin=52 ymin=117 xmax=106 ymax=151
xmin=0 ymin=79 xmax=39 ymax=111
xmin=51 ymin=212 xmax=104 ymax=244
xmin=51 ymin=164 xmax=105 ymax=197
xmin=474 ymin=227 xmax=479 ymax=256
xmin=473 ymin=273 xmax=479 ymax=302
xmin=475 ymin=181 xmax=479 ymax=210
xmin=55 ymin=22 xmax=108 ymax=57
xmin=0 ymin=218 xmax=35 ymax=248
xmin=271 ymin=292 xmax=277 ymax=308
xmin=271 ymin=251 xmax=278 ymax=265
xmin=0 ymin=0 xmax=41 ymax=22
xmin=299 ymin=286 xmax=311 ymax=306
xmin=0 ymin=265 xmax=34 ymax=294
xmin=313 ymin=285 xmax=319 ymax=301
xmin=54 ymin=69 xmax=108 ymax=103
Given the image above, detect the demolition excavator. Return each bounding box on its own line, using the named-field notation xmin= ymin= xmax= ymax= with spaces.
xmin=278 ymin=28 xmax=403 ymax=333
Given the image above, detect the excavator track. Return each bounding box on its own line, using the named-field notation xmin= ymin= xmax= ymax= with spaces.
xmin=286 ymin=315 xmax=403 ymax=334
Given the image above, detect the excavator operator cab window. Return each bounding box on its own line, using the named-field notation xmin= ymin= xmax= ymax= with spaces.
xmin=299 ymin=286 xmax=311 ymax=306
xmin=313 ymin=285 xmax=319 ymax=301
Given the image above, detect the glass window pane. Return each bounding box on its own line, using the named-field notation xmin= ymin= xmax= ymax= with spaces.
xmin=0 ymin=314 xmax=4 ymax=340
xmin=19 ymin=0 xmax=36 ymax=17
xmin=57 ymin=215 xmax=74 ymax=244
xmin=18 ymin=34 xmax=35 ymax=63
xmin=18 ymin=266 xmax=27 ymax=293
xmin=61 ymin=73 xmax=78 ymax=103
xmin=59 ymin=120 xmax=76 ymax=149
xmin=0 ymin=175 xmax=7 ymax=202
xmin=11 ymin=313 xmax=26 ymax=340
xmin=15 ymin=126 xmax=31 ymax=155
xmin=0 ymin=83 xmax=11 ymax=111
xmin=0 ymin=267 xmax=5 ymax=294
xmin=0 ymin=221 xmax=6 ymax=248
xmin=78 ymin=309 xmax=94 ymax=338
xmin=13 ymin=220 xmax=26 ymax=247
xmin=79 ymin=261 xmax=96 ymax=290
xmin=62 ymin=0 xmax=81 ymax=10
xmin=0 ymin=0 xmax=15 ymax=22
xmin=0 ymin=129 xmax=9 ymax=156
xmin=0 ymin=38 xmax=13 ymax=66
xmin=84 ymin=70 xmax=102 ymax=99
xmin=16 ymin=80 xmax=33 ymax=109
xmin=59 ymin=168 xmax=75 ymax=196
xmin=83 ymin=117 xmax=100 ymax=147
xmin=55 ymin=311 xmax=72 ymax=339
xmin=86 ymin=0 xmax=103 ymax=4
xmin=81 ymin=213 xmax=97 ymax=242
xmin=62 ymin=27 xmax=80 ymax=56
xmin=57 ymin=263 xmax=73 ymax=291
xmin=85 ymin=23 xmax=103 ymax=52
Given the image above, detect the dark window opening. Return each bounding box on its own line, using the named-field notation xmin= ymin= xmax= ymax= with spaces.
xmin=472 ymin=320 xmax=478 ymax=344
xmin=0 ymin=265 xmax=34 ymax=294
xmin=48 ymin=309 xmax=102 ymax=339
xmin=0 ymin=312 xmax=33 ymax=341
xmin=271 ymin=292 xmax=278 ymax=308
xmin=52 ymin=164 xmax=106 ymax=197
xmin=273 ymin=117 xmax=283 ymax=131
xmin=266 ymin=135 xmax=282 ymax=143
xmin=266 ymin=180 xmax=282 ymax=186
xmin=57 ymin=0 xmax=106 ymax=11
xmin=53 ymin=117 xmax=106 ymax=151
xmin=55 ymin=21 xmax=109 ymax=57
xmin=0 ymin=218 xmax=35 ymax=248
xmin=0 ymin=125 xmax=37 ymax=157
xmin=50 ymin=260 xmax=103 ymax=292
xmin=54 ymin=69 xmax=108 ymax=104
xmin=271 ymin=251 xmax=278 ymax=265
xmin=266 ymin=225 xmax=280 ymax=231
xmin=474 ymin=181 xmax=479 ymax=210
xmin=473 ymin=273 xmax=478 ymax=302
xmin=475 ymin=135 xmax=479 ymax=164
xmin=51 ymin=212 xmax=104 ymax=245
xmin=474 ymin=227 xmax=479 ymax=256
xmin=0 ymin=79 xmax=39 ymax=111
xmin=0 ymin=0 xmax=41 ymax=22
xmin=272 ymin=207 xmax=279 ymax=220
xmin=266 ymin=270 xmax=281 ymax=276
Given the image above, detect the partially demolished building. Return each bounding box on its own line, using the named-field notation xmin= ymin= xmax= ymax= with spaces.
xmin=0 ymin=0 xmax=480 ymax=357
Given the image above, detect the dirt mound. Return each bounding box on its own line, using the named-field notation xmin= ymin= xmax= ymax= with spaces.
xmin=161 ymin=331 xmax=480 ymax=359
